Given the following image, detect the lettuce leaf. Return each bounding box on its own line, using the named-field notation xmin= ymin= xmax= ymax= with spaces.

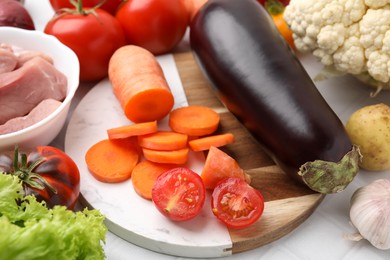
xmin=0 ymin=173 xmax=107 ymax=260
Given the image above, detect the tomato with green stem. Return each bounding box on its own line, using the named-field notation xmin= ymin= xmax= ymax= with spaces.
xmin=211 ymin=177 xmax=264 ymax=229
xmin=49 ymin=0 xmax=123 ymax=15
xmin=44 ymin=1 xmax=126 ymax=81
xmin=0 ymin=146 xmax=80 ymax=209
xmin=116 ymin=0 xmax=189 ymax=55
xmin=152 ymin=167 xmax=206 ymax=221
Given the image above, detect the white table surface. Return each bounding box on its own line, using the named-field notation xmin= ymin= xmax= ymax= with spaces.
xmin=24 ymin=1 xmax=390 ymax=259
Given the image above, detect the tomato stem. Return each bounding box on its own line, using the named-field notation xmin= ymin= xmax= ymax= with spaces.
xmin=11 ymin=145 xmax=58 ymax=195
xmin=61 ymin=0 xmax=107 ymax=16
xmin=265 ymin=0 xmax=285 ymax=16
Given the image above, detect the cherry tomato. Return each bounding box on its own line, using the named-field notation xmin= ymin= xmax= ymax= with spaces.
xmin=44 ymin=8 xmax=126 ymax=81
xmin=49 ymin=0 xmax=123 ymax=15
xmin=116 ymin=0 xmax=189 ymax=55
xmin=152 ymin=167 xmax=206 ymax=221
xmin=211 ymin=177 xmax=264 ymax=229
xmin=0 ymin=146 xmax=80 ymax=209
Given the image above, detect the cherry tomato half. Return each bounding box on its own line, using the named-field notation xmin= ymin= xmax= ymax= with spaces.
xmin=116 ymin=0 xmax=189 ymax=55
xmin=152 ymin=167 xmax=206 ymax=221
xmin=49 ymin=0 xmax=123 ymax=15
xmin=0 ymin=146 xmax=80 ymax=209
xmin=211 ymin=177 xmax=264 ymax=229
xmin=44 ymin=8 xmax=126 ymax=81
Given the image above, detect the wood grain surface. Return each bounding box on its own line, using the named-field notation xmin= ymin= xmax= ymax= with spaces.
xmin=174 ymin=52 xmax=325 ymax=254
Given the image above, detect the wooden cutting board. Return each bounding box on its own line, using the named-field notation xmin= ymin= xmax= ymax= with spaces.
xmin=173 ymin=52 xmax=325 ymax=254
xmin=67 ymin=51 xmax=325 ymax=258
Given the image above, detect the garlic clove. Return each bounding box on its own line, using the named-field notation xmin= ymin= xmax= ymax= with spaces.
xmin=349 ymin=179 xmax=390 ymax=250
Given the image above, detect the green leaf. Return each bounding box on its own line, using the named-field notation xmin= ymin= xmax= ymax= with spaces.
xmin=0 ymin=173 xmax=107 ymax=259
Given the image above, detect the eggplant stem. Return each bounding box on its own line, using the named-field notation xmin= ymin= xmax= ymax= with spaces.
xmin=298 ymin=145 xmax=362 ymax=193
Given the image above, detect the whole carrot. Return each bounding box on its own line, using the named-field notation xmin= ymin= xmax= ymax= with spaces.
xmin=108 ymin=45 xmax=175 ymax=123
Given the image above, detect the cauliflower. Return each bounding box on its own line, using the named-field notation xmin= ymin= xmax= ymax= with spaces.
xmin=284 ymin=0 xmax=390 ymax=92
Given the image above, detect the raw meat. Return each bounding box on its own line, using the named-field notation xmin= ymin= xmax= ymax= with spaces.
xmin=15 ymin=49 xmax=54 ymax=68
xmin=0 ymin=47 xmax=17 ymax=73
xmin=0 ymin=56 xmax=67 ymax=125
xmin=0 ymin=98 xmax=62 ymax=135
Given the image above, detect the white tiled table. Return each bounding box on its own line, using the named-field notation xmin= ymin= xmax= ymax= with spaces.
xmin=25 ymin=1 xmax=390 ymax=259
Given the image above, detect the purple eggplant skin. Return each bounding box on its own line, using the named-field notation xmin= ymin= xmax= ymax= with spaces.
xmin=189 ymin=0 xmax=360 ymax=194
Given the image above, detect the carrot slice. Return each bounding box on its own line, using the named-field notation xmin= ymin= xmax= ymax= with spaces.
xmin=169 ymin=106 xmax=220 ymax=136
xmin=138 ymin=131 xmax=188 ymax=151
xmin=131 ymin=160 xmax=176 ymax=200
xmin=189 ymin=133 xmax=235 ymax=152
xmin=108 ymin=45 xmax=174 ymax=123
xmin=201 ymin=146 xmax=251 ymax=190
xmin=85 ymin=139 xmax=139 ymax=183
xmin=107 ymin=121 xmax=158 ymax=139
xmin=143 ymin=147 xmax=189 ymax=164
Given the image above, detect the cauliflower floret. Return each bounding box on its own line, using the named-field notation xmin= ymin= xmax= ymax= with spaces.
xmin=342 ymin=0 xmax=366 ymax=24
xmin=284 ymin=0 xmax=366 ymax=53
xmin=367 ymin=51 xmax=390 ymax=82
xmin=364 ymin=0 xmax=390 ymax=8
xmin=333 ymin=36 xmax=366 ymax=74
xmin=360 ymin=8 xmax=390 ymax=56
xmin=317 ymin=23 xmax=346 ymax=53
xmin=359 ymin=8 xmax=390 ymax=83
xmin=284 ymin=0 xmax=390 ymax=90
xmin=283 ymin=0 xmax=333 ymax=52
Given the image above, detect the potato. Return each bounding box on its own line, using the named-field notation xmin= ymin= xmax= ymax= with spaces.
xmin=345 ymin=103 xmax=390 ymax=171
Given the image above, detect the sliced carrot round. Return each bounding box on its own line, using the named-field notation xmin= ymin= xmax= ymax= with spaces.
xmin=169 ymin=106 xmax=220 ymax=136
xmin=189 ymin=133 xmax=235 ymax=152
xmin=143 ymin=147 xmax=189 ymax=165
xmin=131 ymin=160 xmax=176 ymax=200
xmin=138 ymin=131 xmax=188 ymax=151
xmin=85 ymin=139 xmax=139 ymax=183
xmin=107 ymin=121 xmax=158 ymax=139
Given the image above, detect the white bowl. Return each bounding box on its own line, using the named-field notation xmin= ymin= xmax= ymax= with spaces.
xmin=0 ymin=27 xmax=80 ymax=151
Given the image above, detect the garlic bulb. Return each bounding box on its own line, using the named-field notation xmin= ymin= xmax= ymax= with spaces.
xmin=349 ymin=179 xmax=390 ymax=250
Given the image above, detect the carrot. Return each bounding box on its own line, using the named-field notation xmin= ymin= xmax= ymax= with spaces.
xmin=189 ymin=133 xmax=235 ymax=152
xmin=169 ymin=106 xmax=220 ymax=136
xmin=142 ymin=147 xmax=189 ymax=165
xmin=201 ymin=146 xmax=251 ymax=190
xmin=107 ymin=121 xmax=158 ymax=139
xmin=108 ymin=45 xmax=175 ymax=123
xmin=138 ymin=131 xmax=188 ymax=151
xmin=85 ymin=138 xmax=139 ymax=183
xmin=131 ymin=160 xmax=176 ymax=200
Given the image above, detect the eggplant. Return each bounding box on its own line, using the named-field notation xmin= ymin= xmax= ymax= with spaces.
xmin=189 ymin=0 xmax=360 ymax=193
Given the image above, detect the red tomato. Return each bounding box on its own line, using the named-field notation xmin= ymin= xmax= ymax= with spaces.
xmin=116 ymin=0 xmax=189 ymax=55
xmin=211 ymin=177 xmax=264 ymax=229
xmin=0 ymin=146 xmax=80 ymax=209
xmin=49 ymin=0 xmax=123 ymax=15
xmin=44 ymin=8 xmax=126 ymax=81
xmin=152 ymin=167 xmax=206 ymax=221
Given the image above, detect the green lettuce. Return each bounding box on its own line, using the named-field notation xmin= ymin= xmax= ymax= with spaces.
xmin=0 ymin=173 xmax=107 ymax=260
